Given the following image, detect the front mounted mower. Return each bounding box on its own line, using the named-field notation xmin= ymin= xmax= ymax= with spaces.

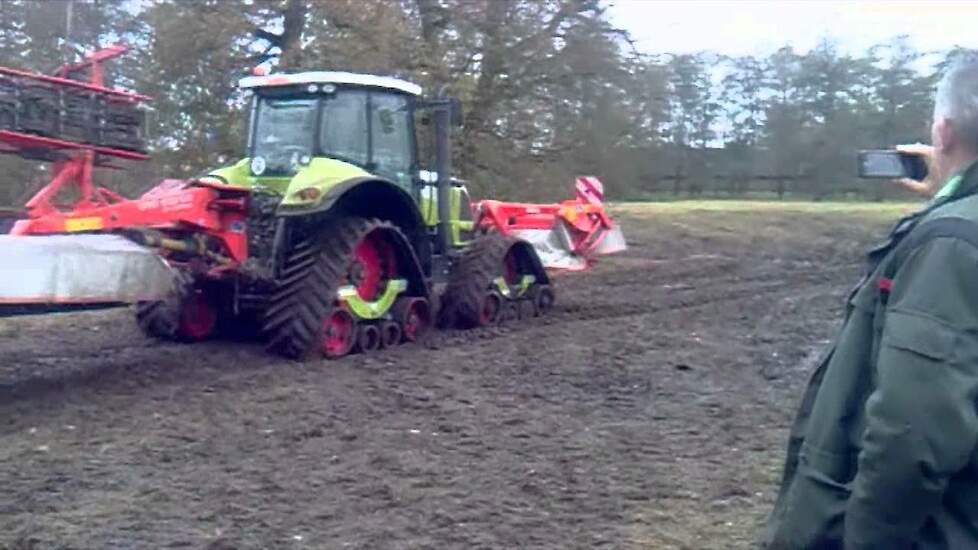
xmin=0 ymin=47 xmax=624 ymax=360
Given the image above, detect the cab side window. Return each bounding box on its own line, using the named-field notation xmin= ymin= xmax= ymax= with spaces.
xmin=370 ymin=93 xmax=413 ymax=184
xmin=321 ymin=90 xmax=368 ymax=166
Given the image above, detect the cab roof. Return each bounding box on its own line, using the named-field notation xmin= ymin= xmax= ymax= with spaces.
xmin=238 ymin=71 xmax=422 ymax=96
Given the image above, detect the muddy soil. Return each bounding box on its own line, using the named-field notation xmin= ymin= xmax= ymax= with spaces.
xmin=0 ymin=204 xmax=904 ymax=549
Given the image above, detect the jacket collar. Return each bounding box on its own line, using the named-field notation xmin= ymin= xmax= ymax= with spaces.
xmin=939 ymin=158 xmax=978 ymax=203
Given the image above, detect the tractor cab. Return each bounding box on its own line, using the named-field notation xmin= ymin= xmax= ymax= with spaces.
xmin=239 ymin=71 xmax=422 ymax=189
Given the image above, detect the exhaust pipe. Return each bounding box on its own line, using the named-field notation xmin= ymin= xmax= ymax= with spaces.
xmin=433 ymin=91 xmax=454 ymax=255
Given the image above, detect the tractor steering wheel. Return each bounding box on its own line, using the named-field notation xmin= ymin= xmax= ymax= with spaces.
xmin=273 ymin=144 xmax=309 ymax=162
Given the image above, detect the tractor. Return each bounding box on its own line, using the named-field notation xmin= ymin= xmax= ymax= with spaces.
xmin=136 ymin=69 xmax=556 ymax=359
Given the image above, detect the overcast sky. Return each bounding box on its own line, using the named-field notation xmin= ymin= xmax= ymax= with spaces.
xmin=607 ymin=0 xmax=978 ymax=64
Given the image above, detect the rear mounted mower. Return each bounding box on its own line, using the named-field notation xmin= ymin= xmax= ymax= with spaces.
xmin=0 ymin=48 xmax=626 ymax=360
xmin=474 ymin=176 xmax=626 ymax=271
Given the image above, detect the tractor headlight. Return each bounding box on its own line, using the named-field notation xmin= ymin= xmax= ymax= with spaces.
xmin=295 ymin=187 xmax=321 ymax=201
xmin=251 ymin=156 xmax=266 ymax=176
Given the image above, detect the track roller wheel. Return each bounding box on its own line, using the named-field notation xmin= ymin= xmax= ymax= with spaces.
xmin=530 ymin=285 xmax=555 ymax=317
xmin=322 ymin=309 xmax=356 ymax=358
xmin=497 ymin=300 xmax=521 ymax=325
xmin=356 ymin=323 xmax=382 ymax=353
xmin=480 ymin=292 xmax=502 ymax=325
xmin=392 ymin=297 xmax=431 ymax=343
xmin=137 ymin=287 xmax=217 ymax=343
xmin=379 ymin=320 xmax=402 ymax=348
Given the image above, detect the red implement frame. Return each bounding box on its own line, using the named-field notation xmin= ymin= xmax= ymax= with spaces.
xmin=12 ymin=178 xmax=249 ymax=263
xmin=2 ymin=46 xmax=248 ymax=272
xmin=0 ymin=44 xmax=150 ymax=221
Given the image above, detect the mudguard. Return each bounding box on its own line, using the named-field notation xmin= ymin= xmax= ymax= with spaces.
xmin=278 ymin=176 xmax=420 ymax=225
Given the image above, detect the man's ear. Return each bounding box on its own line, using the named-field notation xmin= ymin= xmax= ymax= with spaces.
xmin=935 ymin=117 xmax=955 ymax=153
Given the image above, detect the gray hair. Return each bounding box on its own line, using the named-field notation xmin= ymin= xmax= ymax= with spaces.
xmin=935 ymin=57 xmax=978 ymax=151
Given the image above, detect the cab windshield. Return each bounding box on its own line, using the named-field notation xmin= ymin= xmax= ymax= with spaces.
xmin=252 ymin=97 xmax=316 ymax=175
xmin=249 ymin=88 xmax=414 ymax=183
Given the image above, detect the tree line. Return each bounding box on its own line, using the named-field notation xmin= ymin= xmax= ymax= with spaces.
xmin=0 ymin=0 xmax=973 ymax=206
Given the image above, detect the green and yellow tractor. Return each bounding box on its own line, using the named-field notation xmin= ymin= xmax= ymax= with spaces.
xmin=124 ymin=70 xmax=552 ymax=359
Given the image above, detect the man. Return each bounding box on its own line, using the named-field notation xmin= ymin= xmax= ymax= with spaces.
xmin=762 ymin=58 xmax=978 ymax=549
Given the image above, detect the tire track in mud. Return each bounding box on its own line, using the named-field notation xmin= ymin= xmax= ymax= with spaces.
xmin=0 ymin=258 xmax=859 ymax=410
xmin=0 ymin=339 xmax=168 ymax=364
xmin=427 ymin=260 xmax=858 ymax=350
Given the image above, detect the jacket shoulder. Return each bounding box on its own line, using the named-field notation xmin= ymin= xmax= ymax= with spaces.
xmin=924 ymin=194 xmax=978 ymax=224
xmin=885 ymin=199 xmax=978 ymax=283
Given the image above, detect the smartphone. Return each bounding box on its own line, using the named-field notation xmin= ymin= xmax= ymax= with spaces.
xmin=858 ymin=150 xmax=928 ymax=181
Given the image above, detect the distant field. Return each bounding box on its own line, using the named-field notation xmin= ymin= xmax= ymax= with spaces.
xmin=621 ymin=189 xmax=919 ymax=205
xmin=612 ymin=199 xmax=917 ymax=217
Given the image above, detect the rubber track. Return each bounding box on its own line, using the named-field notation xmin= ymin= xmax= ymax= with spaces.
xmin=263 ymin=217 xmax=407 ymax=360
xmin=439 ymin=233 xmax=518 ymax=329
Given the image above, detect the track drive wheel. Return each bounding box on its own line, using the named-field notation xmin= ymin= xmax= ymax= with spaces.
xmin=137 ymin=287 xmax=218 ymax=342
xmin=263 ymin=216 xmax=424 ymax=360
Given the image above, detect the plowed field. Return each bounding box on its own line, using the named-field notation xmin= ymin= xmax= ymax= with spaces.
xmin=0 ymin=202 xmax=911 ymax=549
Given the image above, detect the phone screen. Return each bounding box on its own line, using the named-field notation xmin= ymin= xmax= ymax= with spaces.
xmin=860 ymin=151 xmax=905 ymax=178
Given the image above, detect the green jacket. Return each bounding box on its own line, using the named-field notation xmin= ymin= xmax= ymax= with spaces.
xmin=763 ymin=162 xmax=978 ymax=550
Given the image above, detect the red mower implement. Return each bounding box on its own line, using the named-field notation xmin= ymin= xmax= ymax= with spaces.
xmin=475 ymin=176 xmax=626 ymax=271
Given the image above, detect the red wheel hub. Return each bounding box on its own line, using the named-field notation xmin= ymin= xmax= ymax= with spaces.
xmin=178 ymin=291 xmax=216 ymax=341
xmin=322 ymin=308 xmax=355 ymax=358
xmin=350 ymin=231 xmax=397 ymax=301
xmin=403 ymin=306 xmax=422 ymax=341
